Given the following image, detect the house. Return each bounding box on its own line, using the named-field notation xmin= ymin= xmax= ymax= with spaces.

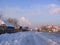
xmin=57 ymin=26 xmax=60 ymax=32
xmin=0 ymin=20 xmax=15 ymax=34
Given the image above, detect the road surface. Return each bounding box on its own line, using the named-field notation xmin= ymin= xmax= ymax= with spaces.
xmin=0 ymin=31 xmax=60 ymax=45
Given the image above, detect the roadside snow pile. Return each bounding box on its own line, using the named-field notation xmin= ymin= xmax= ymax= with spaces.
xmin=0 ymin=31 xmax=60 ymax=45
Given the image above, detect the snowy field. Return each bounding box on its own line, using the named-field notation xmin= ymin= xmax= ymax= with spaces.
xmin=0 ymin=31 xmax=60 ymax=45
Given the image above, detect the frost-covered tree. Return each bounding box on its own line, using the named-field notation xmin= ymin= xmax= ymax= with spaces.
xmin=7 ymin=18 xmax=19 ymax=27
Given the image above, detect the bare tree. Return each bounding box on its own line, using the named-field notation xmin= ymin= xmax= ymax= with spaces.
xmin=0 ymin=14 xmax=3 ymax=19
xmin=7 ymin=18 xmax=19 ymax=27
xmin=0 ymin=14 xmax=5 ymax=20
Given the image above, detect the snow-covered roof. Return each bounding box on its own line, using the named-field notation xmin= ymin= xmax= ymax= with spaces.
xmin=0 ymin=20 xmax=5 ymax=25
xmin=0 ymin=20 xmax=14 ymax=27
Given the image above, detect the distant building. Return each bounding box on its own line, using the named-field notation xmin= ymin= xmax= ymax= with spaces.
xmin=47 ymin=25 xmax=54 ymax=29
xmin=57 ymin=26 xmax=60 ymax=32
xmin=47 ymin=25 xmax=59 ymax=32
xmin=52 ymin=28 xmax=58 ymax=32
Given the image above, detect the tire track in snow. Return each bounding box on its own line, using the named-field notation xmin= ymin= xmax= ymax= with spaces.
xmin=35 ymin=32 xmax=60 ymax=45
xmin=32 ymin=33 xmax=49 ymax=45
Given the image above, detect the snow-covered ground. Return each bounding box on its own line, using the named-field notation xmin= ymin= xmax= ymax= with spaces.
xmin=0 ymin=31 xmax=60 ymax=45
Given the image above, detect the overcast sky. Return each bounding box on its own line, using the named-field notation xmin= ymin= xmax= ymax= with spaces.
xmin=0 ymin=0 xmax=60 ymax=26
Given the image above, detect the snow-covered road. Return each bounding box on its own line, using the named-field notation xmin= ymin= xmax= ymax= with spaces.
xmin=0 ymin=31 xmax=60 ymax=45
